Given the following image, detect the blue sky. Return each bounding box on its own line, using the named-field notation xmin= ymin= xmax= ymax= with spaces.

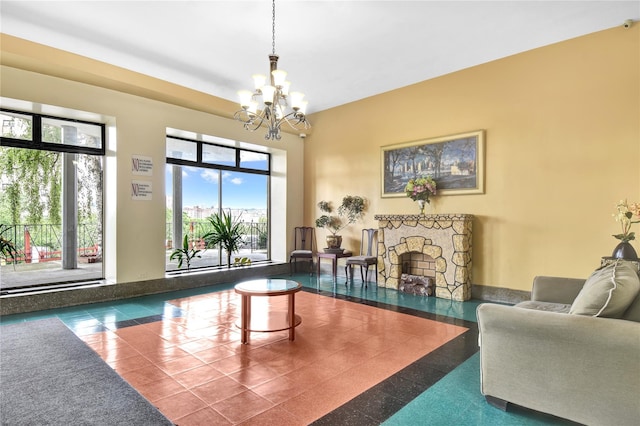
xmin=165 ymin=165 xmax=267 ymax=209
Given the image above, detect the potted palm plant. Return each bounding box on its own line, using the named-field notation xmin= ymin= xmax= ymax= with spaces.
xmin=315 ymin=195 xmax=366 ymax=251
xmin=169 ymin=234 xmax=202 ymax=270
xmin=202 ymin=210 xmax=245 ymax=268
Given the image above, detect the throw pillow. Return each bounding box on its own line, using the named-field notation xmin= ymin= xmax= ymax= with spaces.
xmin=569 ymin=260 xmax=640 ymax=318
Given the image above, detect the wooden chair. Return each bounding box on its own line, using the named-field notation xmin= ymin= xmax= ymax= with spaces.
xmin=289 ymin=226 xmax=315 ymax=274
xmin=345 ymin=228 xmax=377 ymax=286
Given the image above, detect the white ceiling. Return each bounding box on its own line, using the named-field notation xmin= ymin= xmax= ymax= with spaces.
xmin=1 ymin=1 xmax=638 ymax=114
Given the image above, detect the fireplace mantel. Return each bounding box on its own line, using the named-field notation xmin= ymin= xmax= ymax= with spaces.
xmin=375 ymin=213 xmax=473 ymax=301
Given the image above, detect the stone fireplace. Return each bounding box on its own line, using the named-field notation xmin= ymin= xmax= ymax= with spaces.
xmin=375 ymin=213 xmax=473 ymax=301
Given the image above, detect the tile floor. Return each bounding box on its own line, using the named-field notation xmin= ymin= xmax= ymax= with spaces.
xmin=0 ymin=272 xmax=579 ymax=425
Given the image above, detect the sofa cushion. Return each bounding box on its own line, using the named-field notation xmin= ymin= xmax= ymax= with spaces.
xmin=622 ymin=291 xmax=640 ymax=322
xmin=569 ymin=260 xmax=640 ymax=318
xmin=515 ymin=301 xmax=571 ymax=313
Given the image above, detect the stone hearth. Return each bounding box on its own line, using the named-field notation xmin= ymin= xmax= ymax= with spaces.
xmin=375 ymin=213 xmax=473 ymax=301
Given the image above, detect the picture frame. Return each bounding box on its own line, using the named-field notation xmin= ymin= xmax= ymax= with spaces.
xmin=381 ymin=130 xmax=485 ymax=197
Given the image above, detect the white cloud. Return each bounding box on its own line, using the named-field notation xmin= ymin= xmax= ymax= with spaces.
xmin=184 ymin=166 xmax=200 ymax=178
xmin=220 ymin=171 xmax=242 ymax=185
xmin=201 ymin=169 xmax=219 ymax=183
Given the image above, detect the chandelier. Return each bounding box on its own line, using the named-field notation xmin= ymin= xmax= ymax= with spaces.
xmin=233 ymin=0 xmax=310 ymax=141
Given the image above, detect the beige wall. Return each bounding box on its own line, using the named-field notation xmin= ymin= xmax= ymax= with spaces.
xmin=1 ymin=27 xmax=638 ymax=293
xmin=305 ymin=26 xmax=640 ymax=291
xmin=0 ymin=35 xmax=305 ymax=284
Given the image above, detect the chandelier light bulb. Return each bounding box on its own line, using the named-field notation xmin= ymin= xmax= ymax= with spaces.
xmin=290 ymin=91 xmax=305 ymax=109
xmin=252 ymin=74 xmax=267 ymax=90
xmin=298 ymin=100 xmax=308 ymax=115
xmin=261 ymin=85 xmax=276 ymax=105
xmin=238 ymin=90 xmax=253 ymax=108
xmin=248 ymin=101 xmax=258 ymax=114
xmin=271 ymin=69 xmax=288 ymax=87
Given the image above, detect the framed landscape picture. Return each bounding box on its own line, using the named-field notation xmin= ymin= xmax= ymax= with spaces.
xmin=381 ymin=130 xmax=485 ymax=197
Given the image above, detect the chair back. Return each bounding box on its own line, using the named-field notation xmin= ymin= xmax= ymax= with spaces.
xmin=360 ymin=228 xmax=377 ymax=256
xmin=294 ymin=226 xmax=315 ymax=251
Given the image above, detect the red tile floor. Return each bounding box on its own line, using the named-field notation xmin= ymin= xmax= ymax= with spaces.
xmin=81 ymin=290 xmax=467 ymax=425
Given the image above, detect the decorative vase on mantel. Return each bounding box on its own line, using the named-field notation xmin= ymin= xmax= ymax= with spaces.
xmin=612 ymin=241 xmax=639 ymax=261
xmin=417 ymin=200 xmax=426 ymax=215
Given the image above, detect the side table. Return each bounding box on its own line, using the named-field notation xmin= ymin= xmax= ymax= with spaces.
xmin=317 ymin=250 xmax=352 ymax=279
xmin=234 ymin=279 xmax=302 ymax=344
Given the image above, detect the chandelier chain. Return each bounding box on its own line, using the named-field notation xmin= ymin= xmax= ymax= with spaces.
xmin=271 ymin=0 xmax=276 ymax=55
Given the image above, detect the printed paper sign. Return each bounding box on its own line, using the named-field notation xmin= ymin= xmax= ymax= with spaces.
xmin=132 ymin=155 xmax=153 ymax=176
xmin=131 ymin=180 xmax=152 ymax=200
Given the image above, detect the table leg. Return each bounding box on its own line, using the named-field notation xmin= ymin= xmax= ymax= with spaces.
xmin=241 ymin=294 xmax=251 ymax=344
xmin=288 ymin=293 xmax=295 ymax=341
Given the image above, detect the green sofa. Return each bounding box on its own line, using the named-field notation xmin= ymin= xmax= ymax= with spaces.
xmin=477 ymin=260 xmax=640 ymax=426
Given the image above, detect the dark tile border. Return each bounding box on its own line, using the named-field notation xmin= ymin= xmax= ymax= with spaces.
xmin=68 ymin=285 xmax=478 ymax=425
xmin=68 ymin=307 xmax=184 ymax=335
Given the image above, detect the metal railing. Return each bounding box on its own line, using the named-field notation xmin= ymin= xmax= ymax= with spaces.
xmin=165 ymin=220 xmax=268 ymax=251
xmin=0 ymin=223 xmax=100 ymax=263
xmin=0 ymin=220 xmax=268 ymax=263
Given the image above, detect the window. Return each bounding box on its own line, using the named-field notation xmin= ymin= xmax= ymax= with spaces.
xmin=0 ymin=109 xmax=105 ymax=292
xmin=165 ymin=135 xmax=269 ymax=271
xmin=1 ymin=112 xmax=32 ymax=141
xmin=41 ymin=117 xmax=102 ymax=149
xmin=167 ymin=138 xmax=197 ymax=162
xmin=202 ymin=144 xmax=235 ymax=166
xmin=240 ymin=151 xmax=269 ymax=171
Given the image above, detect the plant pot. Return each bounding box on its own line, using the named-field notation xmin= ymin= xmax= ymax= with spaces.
xmin=612 ymin=241 xmax=639 ymax=260
xmin=326 ymin=235 xmax=342 ymax=249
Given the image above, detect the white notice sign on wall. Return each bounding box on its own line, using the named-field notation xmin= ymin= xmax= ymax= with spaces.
xmin=132 ymin=155 xmax=153 ymax=176
xmin=131 ymin=180 xmax=152 ymax=200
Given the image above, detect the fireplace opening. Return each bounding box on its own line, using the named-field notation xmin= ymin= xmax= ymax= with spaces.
xmin=401 ymin=252 xmax=435 ymax=277
xmin=399 ymin=252 xmax=435 ymax=296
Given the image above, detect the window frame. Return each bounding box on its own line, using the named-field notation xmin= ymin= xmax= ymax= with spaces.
xmin=166 ymin=136 xmax=270 ymax=176
xmin=0 ymin=108 xmax=106 ymax=156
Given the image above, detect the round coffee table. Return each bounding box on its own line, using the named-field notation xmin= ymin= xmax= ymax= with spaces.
xmin=234 ymin=279 xmax=302 ymax=344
